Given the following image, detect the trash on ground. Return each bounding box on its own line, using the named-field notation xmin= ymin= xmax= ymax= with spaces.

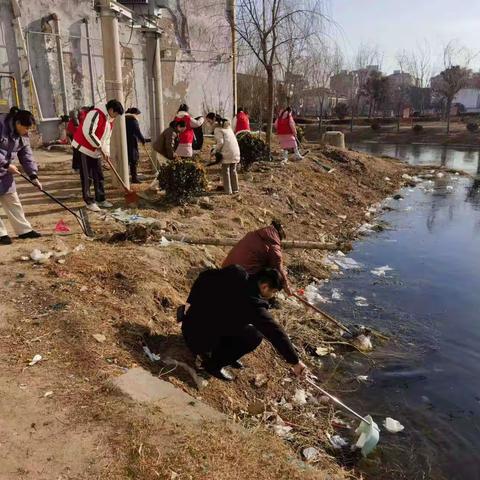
xmin=383 ymin=417 xmax=405 ymax=433
xmin=159 ymin=236 xmax=171 ymax=246
xmin=304 ymin=283 xmax=330 ymax=304
xmin=73 ymin=244 xmax=85 ymax=252
xmin=331 ymin=255 xmax=363 ymax=270
xmin=353 ymin=334 xmax=373 ymax=352
xmin=143 ymin=345 xmax=161 ymax=362
xmin=355 ymin=415 xmax=380 ymax=457
xmin=328 ymin=433 xmax=349 ymax=449
xmin=315 ymin=346 xmax=331 ymax=357
xmin=356 ymin=375 xmax=369 ymax=383
xmin=30 ymin=249 xmax=53 ymax=264
xmin=54 ymin=219 xmax=71 ymax=234
xmin=273 ymin=423 xmax=293 ymax=438
xmin=371 ymin=265 xmax=394 ymax=277
xmin=358 ymin=222 xmax=375 ymax=234
xmin=253 ymin=373 xmax=268 ymax=388
xmin=302 ymin=446 xmax=320 ymax=462
xmin=354 ymin=296 xmax=369 ymax=307
xmin=28 ymin=354 xmax=42 ymax=366
xmin=275 ymin=396 xmax=293 ymax=410
xmin=92 ymin=333 xmax=106 ymax=343
xmin=293 ymin=388 xmax=308 ymax=406
xmin=110 ymin=208 xmax=158 ymax=225
xmin=44 ymin=390 xmax=54 ymax=398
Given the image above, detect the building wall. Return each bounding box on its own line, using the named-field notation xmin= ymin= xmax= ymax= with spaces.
xmin=454 ymin=88 xmax=480 ymax=112
xmin=0 ymin=0 xmax=233 ymax=142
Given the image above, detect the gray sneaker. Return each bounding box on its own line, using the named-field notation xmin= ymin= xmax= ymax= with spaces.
xmin=98 ymin=200 xmax=113 ymax=208
xmin=86 ymin=203 xmax=101 ymax=212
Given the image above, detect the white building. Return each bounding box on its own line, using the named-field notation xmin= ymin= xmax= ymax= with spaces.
xmin=453 ymin=88 xmax=480 ymax=113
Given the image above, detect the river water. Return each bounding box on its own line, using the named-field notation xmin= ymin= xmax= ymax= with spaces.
xmin=317 ymin=144 xmax=480 ymax=480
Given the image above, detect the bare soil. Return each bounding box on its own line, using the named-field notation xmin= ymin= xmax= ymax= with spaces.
xmin=0 ymin=143 xmax=419 ymax=479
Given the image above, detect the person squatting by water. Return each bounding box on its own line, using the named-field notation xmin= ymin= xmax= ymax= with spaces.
xmin=206 ymin=112 xmax=241 ymax=195
xmin=275 ymin=107 xmax=304 ymax=163
xmin=178 ymin=265 xmax=306 ymax=381
xmin=125 ymin=107 xmax=146 ymax=184
xmin=0 ymin=107 xmax=42 ymax=245
xmin=71 ymin=99 xmax=124 ymax=212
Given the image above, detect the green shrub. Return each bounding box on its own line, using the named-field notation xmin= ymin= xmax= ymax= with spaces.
xmin=157 ymin=159 xmax=207 ymax=204
xmin=237 ymin=132 xmax=271 ymax=170
xmin=467 ymin=122 xmax=479 ymax=132
xmin=412 ymin=124 xmax=424 ymax=133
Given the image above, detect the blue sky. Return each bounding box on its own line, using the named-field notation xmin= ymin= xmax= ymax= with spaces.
xmin=327 ymin=0 xmax=480 ymax=74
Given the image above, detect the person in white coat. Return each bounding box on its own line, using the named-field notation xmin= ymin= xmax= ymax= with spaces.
xmin=207 ymin=114 xmax=240 ymax=194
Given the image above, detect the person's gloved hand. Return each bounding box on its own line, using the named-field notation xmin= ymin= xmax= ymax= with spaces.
xmin=7 ymin=164 xmax=20 ymax=175
xmin=292 ymin=360 xmax=307 ymax=377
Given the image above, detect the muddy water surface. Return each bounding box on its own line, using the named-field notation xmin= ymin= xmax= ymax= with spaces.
xmin=317 ymin=145 xmax=480 ymax=479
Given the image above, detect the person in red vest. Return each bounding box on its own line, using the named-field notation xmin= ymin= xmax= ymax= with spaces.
xmin=67 ymin=106 xmax=92 ymax=171
xmin=232 ymin=107 xmax=251 ymax=135
xmin=173 ymin=104 xmax=204 ymax=158
xmin=274 ymin=107 xmax=303 ymax=163
xmin=72 ymin=99 xmax=124 ymax=212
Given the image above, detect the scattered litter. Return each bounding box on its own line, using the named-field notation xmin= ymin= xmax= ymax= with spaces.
xmin=28 ymin=354 xmax=42 ymax=366
xmin=332 ymin=417 xmax=351 ymax=429
xmin=159 ymin=236 xmax=171 ymax=247
xmin=354 ymin=296 xmax=369 ymax=307
xmin=302 ymin=447 xmax=320 ymax=462
xmin=20 ymin=255 xmax=29 ymax=261
xmin=92 ymin=333 xmax=106 ymax=343
xmin=276 ymin=396 xmax=293 ymax=410
xmin=331 ymin=288 xmax=342 ymax=300
xmin=328 ymin=434 xmax=349 ymax=449
xmin=73 ymin=244 xmax=85 ymax=252
xmin=143 ymin=345 xmax=161 ymax=362
xmin=331 ymin=255 xmax=362 ymax=270
xmin=54 ymin=219 xmax=71 ymax=234
xmin=304 ymin=283 xmax=330 ymax=304
xmin=355 ymin=415 xmax=380 ymax=457
xmin=253 ymin=373 xmax=268 ymax=388
xmin=356 ymin=375 xmax=369 ymax=383
xmin=43 ymin=391 xmax=54 ymax=398
xmin=402 ymin=173 xmax=412 ymax=180
xmin=358 ymin=223 xmax=375 ymax=234
xmin=383 ymin=417 xmax=405 ymax=433
xmin=293 ymin=388 xmax=308 ymax=406
xmin=30 ymin=249 xmax=52 ymax=264
xmin=337 ymin=214 xmax=347 ymax=220
xmin=80 ymin=286 xmax=88 ymax=292
xmin=315 ymin=346 xmax=331 ymax=357
xmin=273 ymin=424 xmax=293 ymax=438
xmin=421 ymin=395 xmax=431 ymax=403
xmin=110 ymin=208 xmax=158 ymax=225
xmin=384 ymin=177 xmax=391 ymax=181
xmin=371 ymin=265 xmax=393 ymax=277
xmin=57 ymin=259 xmax=66 ymax=264
xmin=163 ymin=357 xmax=208 ymax=390
xmin=353 ymin=334 xmax=373 ymax=352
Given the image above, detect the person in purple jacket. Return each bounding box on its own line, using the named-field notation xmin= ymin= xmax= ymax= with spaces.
xmin=0 ymin=107 xmax=42 ymax=245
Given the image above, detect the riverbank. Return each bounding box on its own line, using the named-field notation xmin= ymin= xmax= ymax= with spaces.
xmin=304 ymin=121 xmax=480 ymax=147
xmin=0 ymin=144 xmax=421 ymax=479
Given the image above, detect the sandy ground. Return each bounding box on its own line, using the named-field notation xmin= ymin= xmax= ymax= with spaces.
xmin=0 ymin=144 xmax=419 ymax=479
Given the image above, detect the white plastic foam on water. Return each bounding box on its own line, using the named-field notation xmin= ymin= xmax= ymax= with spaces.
xmin=371 ymin=265 xmax=393 ymax=277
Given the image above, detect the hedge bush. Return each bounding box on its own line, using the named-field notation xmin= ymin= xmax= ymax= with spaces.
xmin=157 ymin=159 xmax=207 ymax=204
xmin=467 ymin=122 xmax=479 ymax=132
xmin=412 ymin=124 xmax=424 ymax=133
xmin=370 ymin=121 xmax=381 ymax=131
xmin=237 ymin=132 xmax=271 ymax=170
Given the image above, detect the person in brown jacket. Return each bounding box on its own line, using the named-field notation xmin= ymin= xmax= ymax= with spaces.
xmin=153 ymin=120 xmax=186 ymax=161
xmin=222 ymin=220 xmax=292 ymax=295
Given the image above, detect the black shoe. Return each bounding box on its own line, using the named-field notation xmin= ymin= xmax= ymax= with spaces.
xmin=230 ymin=360 xmax=245 ymax=369
xmin=18 ymin=230 xmax=42 ymax=239
xmin=203 ymin=361 xmax=234 ymax=381
xmin=0 ymin=235 xmax=12 ymax=245
xmin=132 ymin=178 xmax=141 ymax=184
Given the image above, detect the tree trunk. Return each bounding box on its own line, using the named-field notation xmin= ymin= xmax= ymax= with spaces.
xmin=397 ymin=101 xmax=402 ymax=133
xmin=446 ymin=99 xmax=451 ymax=134
xmin=266 ymin=66 xmax=274 ymax=150
xmin=318 ymin=95 xmax=325 ymax=132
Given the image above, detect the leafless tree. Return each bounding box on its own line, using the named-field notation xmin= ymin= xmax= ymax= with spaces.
xmin=235 ymin=0 xmax=327 ymax=149
xmin=431 ymin=41 xmax=474 ymax=133
xmin=397 ymin=40 xmax=432 ymax=88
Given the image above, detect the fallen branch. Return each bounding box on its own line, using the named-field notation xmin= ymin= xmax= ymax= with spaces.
xmin=162 ymin=234 xmax=339 ymax=251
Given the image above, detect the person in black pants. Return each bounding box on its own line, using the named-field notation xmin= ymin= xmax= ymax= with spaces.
xmin=125 ymin=107 xmax=146 ymax=183
xmin=179 ymin=265 xmax=306 ymax=381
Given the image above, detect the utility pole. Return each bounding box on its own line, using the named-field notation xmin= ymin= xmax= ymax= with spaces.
xmin=228 ymin=0 xmax=237 ymax=117
xmin=98 ymin=0 xmax=130 ymax=188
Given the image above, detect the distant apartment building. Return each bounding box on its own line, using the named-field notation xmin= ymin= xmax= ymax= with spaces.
xmin=387 ymin=70 xmax=416 ymax=88
xmin=453 ymin=88 xmax=480 ymax=113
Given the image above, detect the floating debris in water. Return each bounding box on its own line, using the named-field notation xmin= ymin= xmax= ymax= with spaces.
xmin=353 ymin=334 xmax=373 ymax=352
xmin=371 ymin=265 xmax=394 ymax=277
xmin=331 ymin=288 xmax=342 ymax=300
xmin=328 ymin=433 xmax=349 ymax=449
xmin=383 ymin=417 xmax=405 ymax=433
xmin=356 ymin=375 xmax=369 ymax=383
xmin=355 ymin=296 xmax=369 ymax=307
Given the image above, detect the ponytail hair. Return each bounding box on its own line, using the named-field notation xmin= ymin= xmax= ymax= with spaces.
xmin=6 ymin=107 xmax=36 ymax=127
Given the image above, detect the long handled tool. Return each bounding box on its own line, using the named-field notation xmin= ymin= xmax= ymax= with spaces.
xmin=19 ymin=172 xmax=94 ymax=237
xmin=306 ymin=377 xmax=377 ymax=429
xmin=102 ymin=155 xmax=139 ymax=205
xmin=143 ymin=143 xmax=159 ymax=175
xmin=293 ymin=292 xmax=352 ymax=335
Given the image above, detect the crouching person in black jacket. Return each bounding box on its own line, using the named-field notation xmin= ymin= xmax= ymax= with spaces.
xmin=180 ymin=265 xmax=306 ymax=381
